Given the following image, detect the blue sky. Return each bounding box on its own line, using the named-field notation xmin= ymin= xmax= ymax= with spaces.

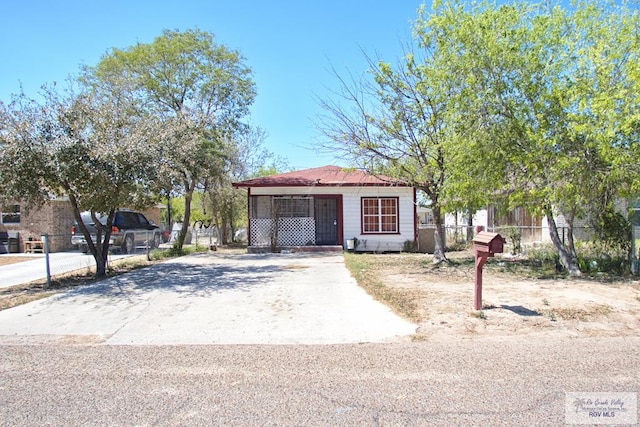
xmin=0 ymin=0 xmax=425 ymax=170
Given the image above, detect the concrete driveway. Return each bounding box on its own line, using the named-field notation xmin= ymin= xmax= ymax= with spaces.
xmin=0 ymin=252 xmax=416 ymax=345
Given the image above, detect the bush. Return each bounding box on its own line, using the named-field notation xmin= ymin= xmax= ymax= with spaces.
xmin=526 ymin=242 xmax=629 ymax=276
xmin=503 ymin=226 xmax=522 ymax=255
xmin=526 ymin=243 xmax=559 ymax=265
xmin=403 ymin=240 xmax=418 ymax=253
xmin=575 ymin=241 xmax=629 ymax=276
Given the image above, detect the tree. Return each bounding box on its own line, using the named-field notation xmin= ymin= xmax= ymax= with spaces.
xmin=413 ymin=0 xmax=640 ymax=274
xmin=204 ymin=126 xmax=289 ymax=244
xmin=318 ymin=53 xmax=455 ymax=262
xmin=89 ymin=29 xmax=256 ymax=249
xmin=0 ymin=83 xmax=161 ymax=277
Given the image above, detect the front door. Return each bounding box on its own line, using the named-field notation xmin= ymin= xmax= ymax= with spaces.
xmin=315 ymin=197 xmax=338 ymax=245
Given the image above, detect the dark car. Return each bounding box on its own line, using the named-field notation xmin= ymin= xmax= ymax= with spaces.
xmin=71 ymin=209 xmax=161 ymax=254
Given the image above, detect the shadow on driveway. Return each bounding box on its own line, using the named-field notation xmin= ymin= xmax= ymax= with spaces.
xmin=59 ymin=257 xmax=284 ymax=301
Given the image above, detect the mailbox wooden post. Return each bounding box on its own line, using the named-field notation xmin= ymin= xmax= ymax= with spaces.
xmin=472 ymin=231 xmax=506 ymax=310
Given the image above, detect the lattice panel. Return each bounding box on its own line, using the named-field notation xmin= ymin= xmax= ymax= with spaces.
xmin=250 ymin=218 xmax=274 ymax=246
xmin=249 ymin=217 xmax=316 ymax=247
xmin=276 ymin=217 xmax=316 ymax=246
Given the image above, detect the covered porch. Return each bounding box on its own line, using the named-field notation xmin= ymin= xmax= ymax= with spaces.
xmin=246 ymin=194 xmax=343 ymax=253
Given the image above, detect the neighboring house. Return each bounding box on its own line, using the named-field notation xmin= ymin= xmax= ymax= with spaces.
xmin=232 ymin=165 xmax=417 ymax=252
xmin=427 ymin=200 xmax=633 ymax=247
xmin=0 ymin=199 xmax=76 ymax=253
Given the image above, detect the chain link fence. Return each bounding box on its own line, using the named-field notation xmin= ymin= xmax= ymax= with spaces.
xmin=167 ymin=224 xmax=219 ymax=249
xmin=9 ymin=232 xmax=159 ymax=287
xmin=418 ymin=224 xmax=596 ymax=254
xmin=3 ymin=225 xmax=229 ymax=288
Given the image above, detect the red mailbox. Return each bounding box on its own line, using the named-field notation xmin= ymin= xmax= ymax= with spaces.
xmin=473 ymin=231 xmax=506 ymax=256
xmin=471 ymin=231 xmax=506 ymax=310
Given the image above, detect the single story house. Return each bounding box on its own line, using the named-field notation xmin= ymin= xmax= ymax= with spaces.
xmin=232 ymin=165 xmax=417 ymax=252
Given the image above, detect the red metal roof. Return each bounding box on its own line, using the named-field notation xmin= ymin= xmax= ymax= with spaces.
xmin=233 ymin=165 xmax=407 ymax=188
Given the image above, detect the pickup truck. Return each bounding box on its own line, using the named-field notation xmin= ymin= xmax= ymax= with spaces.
xmin=71 ymin=209 xmax=161 ymax=254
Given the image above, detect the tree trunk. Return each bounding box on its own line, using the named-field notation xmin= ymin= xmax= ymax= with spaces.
xmin=466 ymin=209 xmax=474 ymax=243
xmin=432 ymin=205 xmax=447 ymax=263
xmin=176 ymin=181 xmax=195 ymax=249
xmin=545 ymin=207 xmax=581 ymax=276
xmin=94 ymin=249 xmax=108 ymax=278
xmin=565 ymin=207 xmax=579 ymax=263
xmin=68 ymin=196 xmax=111 ymax=278
xmin=221 ymin=216 xmax=229 ymax=245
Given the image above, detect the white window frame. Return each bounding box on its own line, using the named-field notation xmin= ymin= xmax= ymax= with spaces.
xmin=1 ymin=204 xmax=21 ymax=224
xmin=361 ymin=197 xmax=399 ymax=234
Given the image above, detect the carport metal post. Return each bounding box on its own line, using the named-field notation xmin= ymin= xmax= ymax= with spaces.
xmin=41 ymin=234 xmax=51 ymax=288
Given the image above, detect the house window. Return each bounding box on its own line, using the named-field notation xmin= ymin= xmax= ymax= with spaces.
xmin=362 ymin=197 xmax=398 ymax=233
xmin=250 ymin=196 xmax=314 ymax=218
xmin=274 ymin=196 xmax=313 ymax=218
xmin=250 ymin=196 xmax=272 ymax=219
xmin=1 ymin=204 xmax=21 ymax=224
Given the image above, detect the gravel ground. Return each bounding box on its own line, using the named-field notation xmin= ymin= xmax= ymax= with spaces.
xmin=1 ymin=337 xmax=639 ymax=425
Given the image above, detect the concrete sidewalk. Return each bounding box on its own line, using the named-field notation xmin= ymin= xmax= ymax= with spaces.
xmin=0 ymin=252 xmax=416 ymax=345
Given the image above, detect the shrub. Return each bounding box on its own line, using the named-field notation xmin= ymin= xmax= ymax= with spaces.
xmin=503 ymin=226 xmax=522 ymax=255
xmin=575 ymin=241 xmax=629 ymax=276
xmin=403 ymin=239 xmax=418 ymax=253
xmin=526 ymin=243 xmax=559 ymax=265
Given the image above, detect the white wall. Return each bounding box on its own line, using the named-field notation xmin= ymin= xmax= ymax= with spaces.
xmin=342 ymin=186 xmax=415 ymax=252
xmin=442 ymin=210 xmax=488 ymax=229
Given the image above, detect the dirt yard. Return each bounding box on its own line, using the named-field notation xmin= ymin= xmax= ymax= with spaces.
xmin=0 ymin=256 xmax=33 ymax=267
xmin=345 ymin=252 xmax=640 ymax=341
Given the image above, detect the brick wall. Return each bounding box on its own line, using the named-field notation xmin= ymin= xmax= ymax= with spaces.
xmin=141 ymin=206 xmax=162 ymax=228
xmin=17 ymin=200 xmax=75 ymax=252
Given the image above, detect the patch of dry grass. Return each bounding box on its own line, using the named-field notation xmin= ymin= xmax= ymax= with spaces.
xmin=344 ymin=253 xmax=422 ymax=322
xmin=281 ymin=264 xmax=310 ymax=270
xmin=344 ymin=251 xmax=635 ymax=334
xmin=0 ymin=272 xmax=98 ymax=311
xmin=544 ymin=305 xmax=613 ymax=321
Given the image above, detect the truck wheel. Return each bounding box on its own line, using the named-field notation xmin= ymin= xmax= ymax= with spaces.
xmin=152 ymin=233 xmax=161 ymax=249
xmin=122 ymin=235 xmax=134 ymax=254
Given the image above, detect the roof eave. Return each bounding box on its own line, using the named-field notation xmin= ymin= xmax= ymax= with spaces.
xmin=232 ymin=182 xmax=409 ymax=188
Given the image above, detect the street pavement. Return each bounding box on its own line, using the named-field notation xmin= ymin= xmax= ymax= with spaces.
xmin=0 ymin=338 xmax=638 ymax=425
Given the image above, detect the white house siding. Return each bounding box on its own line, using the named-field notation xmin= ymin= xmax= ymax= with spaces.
xmin=342 ymin=186 xmax=415 ymax=252
xmin=249 ymin=186 xmax=415 ymax=251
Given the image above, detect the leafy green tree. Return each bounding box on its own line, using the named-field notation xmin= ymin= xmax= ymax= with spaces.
xmin=318 ymin=53 xmax=455 ymax=262
xmin=0 ymin=83 xmax=161 ymax=277
xmin=413 ymin=0 xmax=640 ymax=274
xmin=205 ymin=126 xmax=289 ymax=244
xmin=89 ymin=29 xmax=256 ymax=249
